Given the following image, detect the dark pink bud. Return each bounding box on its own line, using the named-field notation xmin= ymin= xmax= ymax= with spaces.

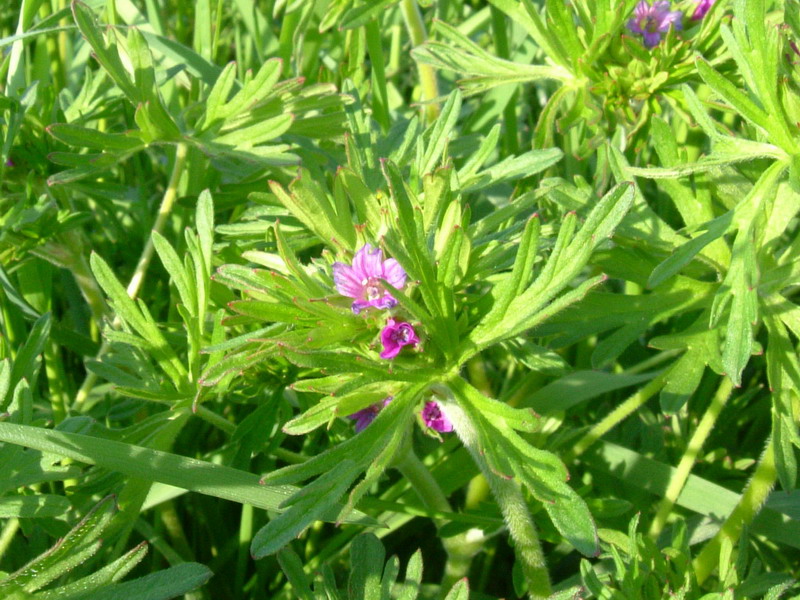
xmin=379 ymin=318 xmax=419 ymax=359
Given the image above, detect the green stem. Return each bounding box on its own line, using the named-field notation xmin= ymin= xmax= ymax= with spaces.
xmin=399 ymin=0 xmax=439 ymax=122
xmin=211 ymin=0 xmax=224 ymax=61
xmin=66 ymin=239 xmax=108 ymax=326
xmin=485 ymin=473 xmax=551 ymax=600
xmin=0 ymin=517 xmax=19 ymax=564
xmin=28 ymin=231 xmax=108 ymax=328
xmin=73 ymin=143 xmax=188 ymax=410
xmin=195 ymin=405 xmax=235 ymax=435
xmin=235 ymin=503 xmax=253 ymax=593
xmin=126 ymin=142 xmax=188 ymax=299
xmin=365 ymin=19 xmax=390 ymax=132
xmin=44 ymin=340 xmax=68 ymax=424
xmin=273 ymin=447 xmax=308 ymax=464
xmin=693 ymin=438 xmax=777 ymax=584
xmin=134 ymin=518 xmax=184 ymax=565
xmin=466 ymin=357 xmax=493 ymax=397
xmin=395 ymin=448 xmax=482 ymax=595
xmin=624 ymin=349 xmax=682 ymax=375
xmin=160 ymin=499 xmax=195 ymax=560
xmin=648 ymin=377 xmax=733 ymax=539
xmin=489 ymin=5 xmax=518 ymax=155
xmin=565 ymin=371 xmax=668 ymax=462
xmin=442 ymin=400 xmax=551 ymax=599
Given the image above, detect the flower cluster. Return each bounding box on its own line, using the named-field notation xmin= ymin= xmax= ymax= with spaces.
xmin=333 ymin=244 xmax=406 ymax=314
xmin=421 ymin=401 xmax=453 ymax=433
xmin=626 ymin=0 xmax=715 ymax=48
xmin=335 ymin=245 xmax=451 ymax=434
xmin=626 ymin=1 xmax=682 ymax=48
xmin=333 ymin=244 xmax=419 ymax=360
xmin=379 ymin=318 xmax=419 ymax=359
xmin=348 ymin=397 xmax=393 ymax=432
xmin=346 ymin=397 xmax=453 ymax=434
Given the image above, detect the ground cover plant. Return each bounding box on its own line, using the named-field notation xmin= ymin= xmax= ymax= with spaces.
xmin=1 ymin=0 xmax=799 ymax=598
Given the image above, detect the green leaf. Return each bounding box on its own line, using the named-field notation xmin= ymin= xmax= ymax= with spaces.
xmin=773 ymin=412 xmax=798 ymax=491
xmin=276 ymin=547 xmax=315 ymax=600
xmin=213 ymin=113 xmax=293 ymax=147
xmin=488 ymin=0 xmax=571 ymax=68
xmin=66 ymin=563 xmax=213 ymax=600
xmin=397 ymin=549 xmax=423 ymax=600
xmin=2 ymin=312 xmax=51 ymax=411
xmin=648 ymin=212 xmax=732 ymax=288
xmin=450 ymin=376 xmax=598 ymax=556
xmin=0 ymin=422 xmax=371 ymax=524
xmin=200 ymin=62 xmax=236 ymax=129
xmin=36 ymin=542 xmax=149 ymax=600
xmin=348 ymin=533 xmax=386 ymax=600
xmin=0 ymin=495 xmax=115 ymax=593
xmin=413 ymin=35 xmax=569 ymax=96
xmin=462 ymin=147 xmax=563 ymax=193
xmin=544 ymin=0 xmax=583 ymax=67
xmin=542 ymin=484 xmax=599 ymax=557
xmin=90 ymin=252 xmax=187 ymax=386
xmin=250 ymin=460 xmax=361 ymax=558
xmin=660 ymin=350 xmax=706 ymax=414
xmin=420 ymin=89 xmax=461 ymax=176
xmin=443 ymin=578 xmax=469 ymax=600
xmin=47 ymin=123 xmax=145 ymax=151
xmin=71 ymin=1 xmax=139 ymax=102
xmin=340 ymin=0 xmax=397 ymax=29
xmin=0 ymin=494 xmax=71 ymax=518
xmin=282 ymin=395 xmax=340 ymax=435
xmin=695 ymin=57 xmax=794 ymax=151
xmin=215 ymin=57 xmax=283 ymax=122
xmin=126 ymin=27 xmax=180 ymax=140
xmin=152 ymin=231 xmax=193 ymax=311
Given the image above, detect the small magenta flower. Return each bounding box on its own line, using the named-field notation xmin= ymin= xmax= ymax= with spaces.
xmin=691 ymin=0 xmax=714 ymax=20
xmin=348 ymin=397 xmax=392 ymax=432
xmin=379 ymin=319 xmax=419 ymax=359
xmin=627 ymin=1 xmax=683 ymax=47
xmin=421 ymin=401 xmax=453 ymax=433
xmin=333 ymin=244 xmax=407 ymax=314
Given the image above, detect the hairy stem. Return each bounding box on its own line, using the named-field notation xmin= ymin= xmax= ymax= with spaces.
xmin=693 ymin=438 xmax=777 ymax=584
xmin=442 ymin=399 xmax=551 ymax=599
xmin=399 ymin=0 xmax=439 ymax=122
xmin=395 ymin=448 xmax=482 ymax=595
xmin=648 ymin=377 xmax=733 ymax=539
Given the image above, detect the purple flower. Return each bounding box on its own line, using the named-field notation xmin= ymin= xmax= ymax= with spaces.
xmin=421 ymin=401 xmax=453 ymax=433
xmin=379 ymin=319 xmax=419 ymax=359
xmin=627 ymin=1 xmax=683 ymax=48
xmin=333 ymin=244 xmax=407 ymax=314
xmin=691 ymin=0 xmax=714 ymax=20
xmin=348 ymin=397 xmax=392 ymax=432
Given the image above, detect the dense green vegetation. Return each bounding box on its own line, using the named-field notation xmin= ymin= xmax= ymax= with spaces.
xmin=1 ymin=0 xmax=799 ymax=598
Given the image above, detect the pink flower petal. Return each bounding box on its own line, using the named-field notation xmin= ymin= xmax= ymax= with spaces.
xmin=382 ymin=258 xmax=407 ymax=289
xmin=333 ymin=262 xmax=363 ymax=298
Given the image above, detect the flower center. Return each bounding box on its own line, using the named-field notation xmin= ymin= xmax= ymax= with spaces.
xmin=640 ymin=16 xmax=658 ymax=32
xmin=392 ymin=325 xmax=411 ymax=343
xmin=362 ymin=277 xmax=383 ymax=300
